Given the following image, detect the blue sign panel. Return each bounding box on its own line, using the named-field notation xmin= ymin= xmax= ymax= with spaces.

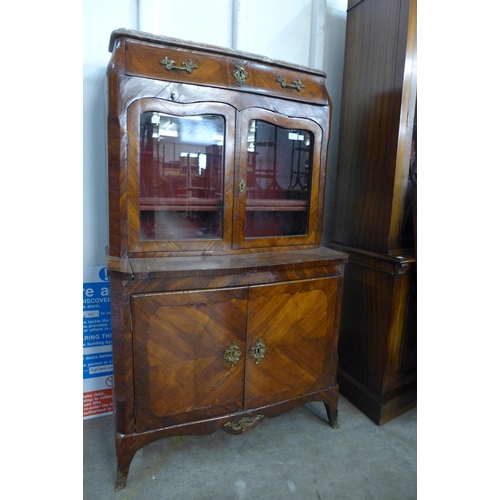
xmin=83 ymin=267 xmax=112 ymax=379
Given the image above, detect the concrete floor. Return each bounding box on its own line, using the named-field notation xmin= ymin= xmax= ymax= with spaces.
xmin=83 ymin=396 xmax=416 ymax=500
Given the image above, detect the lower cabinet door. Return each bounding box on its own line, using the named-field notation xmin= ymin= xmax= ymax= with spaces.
xmin=132 ymin=287 xmax=248 ymax=432
xmin=244 ymin=277 xmax=338 ymax=409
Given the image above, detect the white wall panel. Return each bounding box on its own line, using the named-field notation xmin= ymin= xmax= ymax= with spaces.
xmin=83 ymin=0 xmax=138 ymax=268
xmin=138 ymin=0 xmax=234 ymax=48
xmin=234 ymin=0 xmax=324 ymax=68
xmin=321 ymin=0 xmax=348 ymax=246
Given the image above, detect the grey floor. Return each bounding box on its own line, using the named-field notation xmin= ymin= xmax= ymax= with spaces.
xmin=83 ymin=396 xmax=416 ymax=500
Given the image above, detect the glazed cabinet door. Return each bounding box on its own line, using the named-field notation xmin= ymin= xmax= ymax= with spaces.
xmin=127 ymin=98 xmax=236 ymax=255
xmin=131 ymin=287 xmax=248 ymax=432
xmin=244 ymin=277 xmax=339 ymax=409
xmin=234 ymin=108 xmax=324 ymax=249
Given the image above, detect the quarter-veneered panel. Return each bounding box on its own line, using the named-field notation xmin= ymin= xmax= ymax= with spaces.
xmin=244 ymin=277 xmax=338 ymax=409
xmin=132 ymin=287 xmax=248 ymax=432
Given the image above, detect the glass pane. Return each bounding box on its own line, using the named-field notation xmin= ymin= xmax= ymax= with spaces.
xmin=139 ymin=112 xmax=224 ymax=241
xmin=245 ymin=120 xmax=313 ymax=238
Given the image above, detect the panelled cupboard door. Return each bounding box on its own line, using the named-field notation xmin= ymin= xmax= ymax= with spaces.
xmin=132 ymin=288 xmax=248 ymax=432
xmin=244 ymin=277 xmax=338 ymax=409
xmin=125 ymin=96 xmax=325 ymax=255
xmin=235 ymin=108 xmax=323 ymax=249
xmin=126 ymin=98 xmax=237 ymax=255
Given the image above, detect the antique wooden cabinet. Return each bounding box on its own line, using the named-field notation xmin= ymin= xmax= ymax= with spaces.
xmin=330 ymin=0 xmax=417 ymax=424
xmin=105 ymin=29 xmax=347 ymax=490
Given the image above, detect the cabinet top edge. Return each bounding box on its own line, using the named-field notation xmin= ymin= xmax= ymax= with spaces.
xmin=107 ymin=247 xmax=348 ymax=276
xmin=108 ymin=28 xmax=327 ymax=77
xmin=329 ymin=242 xmax=415 ymax=263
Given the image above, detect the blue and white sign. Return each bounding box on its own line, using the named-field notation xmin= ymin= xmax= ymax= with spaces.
xmin=83 ymin=266 xmax=114 ymax=418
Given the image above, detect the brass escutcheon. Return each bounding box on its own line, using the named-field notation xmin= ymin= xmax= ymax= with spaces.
xmin=276 ymin=75 xmax=305 ymax=92
xmin=159 ymin=56 xmax=198 ymax=74
xmin=224 ymin=415 xmax=264 ymax=432
xmin=223 ymin=342 xmax=241 ymax=367
xmin=232 ymin=64 xmax=249 ymax=86
xmin=249 ymin=338 xmax=266 ymax=364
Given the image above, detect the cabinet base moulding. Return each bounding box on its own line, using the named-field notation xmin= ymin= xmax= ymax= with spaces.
xmin=338 ymin=369 xmax=416 ymax=426
xmin=114 ymin=388 xmax=339 ymax=491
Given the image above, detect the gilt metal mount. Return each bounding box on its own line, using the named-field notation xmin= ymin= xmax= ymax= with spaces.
xmin=249 ymin=338 xmax=267 ymax=364
xmin=159 ymin=56 xmax=198 ymax=74
xmin=233 ymin=64 xmax=249 ymax=86
xmin=224 ymin=415 xmax=264 ymax=432
xmin=223 ymin=342 xmax=242 ymax=367
xmin=276 ymin=76 xmax=305 ymax=92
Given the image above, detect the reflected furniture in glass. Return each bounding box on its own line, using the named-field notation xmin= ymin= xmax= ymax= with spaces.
xmin=106 ymin=29 xmax=347 ymax=490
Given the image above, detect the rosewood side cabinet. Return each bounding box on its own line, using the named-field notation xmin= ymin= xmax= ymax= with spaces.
xmin=105 ymin=29 xmax=348 ymax=490
xmin=330 ymin=0 xmax=417 ymax=424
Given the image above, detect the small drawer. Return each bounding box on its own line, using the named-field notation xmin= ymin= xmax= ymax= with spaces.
xmin=125 ymin=41 xmax=232 ymax=88
xmin=125 ymin=40 xmax=329 ymax=105
xmin=240 ymin=61 xmax=329 ymax=105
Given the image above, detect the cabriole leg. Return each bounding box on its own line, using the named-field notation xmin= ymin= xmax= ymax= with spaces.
xmin=115 ymin=465 xmax=130 ymax=491
xmin=324 ymin=403 xmax=339 ymax=429
xmin=115 ymin=433 xmax=137 ymax=491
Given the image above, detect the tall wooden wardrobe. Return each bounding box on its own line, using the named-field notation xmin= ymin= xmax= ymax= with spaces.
xmin=330 ymin=0 xmax=417 ymax=424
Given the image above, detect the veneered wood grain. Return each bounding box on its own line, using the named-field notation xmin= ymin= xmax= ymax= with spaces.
xmin=132 ymin=287 xmax=248 ymax=432
xmin=331 ymin=0 xmax=416 ymax=253
xmin=125 ymin=98 xmax=236 ymax=254
xmin=106 ymin=28 xmax=343 ymax=490
xmin=244 ymin=278 xmax=338 ymax=408
xmin=106 ymin=30 xmax=331 ymax=258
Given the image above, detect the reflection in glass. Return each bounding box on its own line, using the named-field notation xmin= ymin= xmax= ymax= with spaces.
xmin=139 ymin=112 xmax=225 ymax=241
xmin=245 ymin=120 xmax=313 ymax=238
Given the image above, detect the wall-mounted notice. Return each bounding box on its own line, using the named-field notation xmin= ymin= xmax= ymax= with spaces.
xmin=83 ymin=266 xmax=113 ymax=419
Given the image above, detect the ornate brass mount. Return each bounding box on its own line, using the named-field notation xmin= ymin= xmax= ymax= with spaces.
xmin=224 ymin=414 xmax=264 ymax=432
xmin=223 ymin=342 xmax=241 ymax=367
xmin=249 ymin=338 xmax=266 ymax=364
xmin=232 ymin=64 xmax=249 ymax=86
xmin=276 ymin=76 xmax=305 ymax=92
xmin=159 ymin=56 xmax=198 ymax=74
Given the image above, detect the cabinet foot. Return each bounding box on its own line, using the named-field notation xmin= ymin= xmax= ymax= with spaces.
xmin=115 ymin=432 xmax=137 ymax=491
xmin=115 ymin=466 xmax=129 ymax=491
xmin=324 ymin=403 xmax=339 ymax=429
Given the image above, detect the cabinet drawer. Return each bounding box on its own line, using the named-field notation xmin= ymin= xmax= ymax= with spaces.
xmin=240 ymin=60 xmax=329 ymax=105
xmin=125 ymin=40 xmax=329 ymax=105
xmin=125 ymin=40 xmax=231 ymax=90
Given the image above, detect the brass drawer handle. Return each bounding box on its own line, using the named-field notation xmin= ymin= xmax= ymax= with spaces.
xmin=223 ymin=341 xmax=242 ymax=367
xmin=276 ymin=76 xmax=305 ymax=92
xmin=249 ymin=338 xmax=266 ymax=364
xmin=159 ymin=56 xmax=198 ymax=74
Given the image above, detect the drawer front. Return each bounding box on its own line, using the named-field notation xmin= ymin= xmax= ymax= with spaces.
xmin=125 ymin=41 xmax=329 ymax=105
xmin=242 ymin=61 xmax=329 ymax=105
xmin=126 ymin=40 xmax=231 ymax=89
